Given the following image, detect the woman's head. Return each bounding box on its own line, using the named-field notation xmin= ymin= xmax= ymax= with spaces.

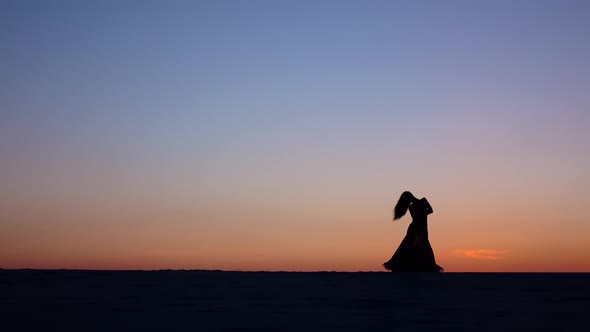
xmin=393 ymin=191 xmax=417 ymax=220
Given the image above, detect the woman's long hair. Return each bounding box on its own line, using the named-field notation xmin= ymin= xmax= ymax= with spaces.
xmin=393 ymin=191 xmax=416 ymax=220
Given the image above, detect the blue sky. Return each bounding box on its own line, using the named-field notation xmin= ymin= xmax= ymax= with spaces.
xmin=1 ymin=1 xmax=589 ymax=271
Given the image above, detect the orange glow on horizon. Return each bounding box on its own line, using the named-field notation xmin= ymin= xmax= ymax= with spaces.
xmin=2 ymin=191 xmax=590 ymax=273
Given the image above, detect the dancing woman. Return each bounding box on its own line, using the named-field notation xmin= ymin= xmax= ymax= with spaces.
xmin=383 ymin=191 xmax=443 ymax=272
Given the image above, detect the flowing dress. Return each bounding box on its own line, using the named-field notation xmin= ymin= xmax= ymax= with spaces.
xmin=383 ymin=198 xmax=443 ymax=272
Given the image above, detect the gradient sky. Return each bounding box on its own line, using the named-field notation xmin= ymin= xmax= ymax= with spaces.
xmin=1 ymin=1 xmax=589 ymax=272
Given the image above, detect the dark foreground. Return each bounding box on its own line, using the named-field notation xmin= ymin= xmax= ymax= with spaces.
xmin=1 ymin=270 xmax=589 ymax=331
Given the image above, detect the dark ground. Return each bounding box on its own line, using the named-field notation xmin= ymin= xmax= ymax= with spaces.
xmin=1 ymin=269 xmax=589 ymax=331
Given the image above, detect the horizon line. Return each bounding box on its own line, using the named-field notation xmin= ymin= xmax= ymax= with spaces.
xmin=2 ymin=268 xmax=589 ymax=273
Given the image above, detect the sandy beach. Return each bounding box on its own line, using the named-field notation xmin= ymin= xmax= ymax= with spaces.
xmin=2 ymin=270 xmax=588 ymax=331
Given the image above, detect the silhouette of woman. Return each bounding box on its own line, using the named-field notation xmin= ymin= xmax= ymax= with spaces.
xmin=383 ymin=191 xmax=443 ymax=272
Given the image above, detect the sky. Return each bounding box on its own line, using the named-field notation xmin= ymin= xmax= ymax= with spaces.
xmin=1 ymin=0 xmax=589 ymax=272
